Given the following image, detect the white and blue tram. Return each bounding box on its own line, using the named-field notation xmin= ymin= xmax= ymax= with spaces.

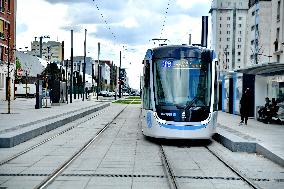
xmin=141 ymin=45 xmax=218 ymax=139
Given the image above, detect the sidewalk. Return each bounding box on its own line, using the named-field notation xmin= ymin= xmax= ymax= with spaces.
xmin=215 ymin=111 xmax=284 ymax=167
xmin=0 ymin=96 xmax=112 ymax=147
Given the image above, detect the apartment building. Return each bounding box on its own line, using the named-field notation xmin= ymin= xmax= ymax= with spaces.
xmin=211 ymin=0 xmax=284 ymax=118
xmin=0 ymin=0 xmax=16 ymax=100
xmin=30 ymin=40 xmax=63 ymax=63
xmin=210 ymin=0 xmax=249 ymax=71
xmin=246 ymin=0 xmax=272 ymax=66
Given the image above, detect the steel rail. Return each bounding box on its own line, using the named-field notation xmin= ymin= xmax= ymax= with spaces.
xmin=35 ymin=105 xmax=128 ymax=189
xmin=160 ymin=145 xmax=180 ymax=189
xmin=206 ymin=146 xmax=262 ymax=189
xmin=0 ymin=103 xmax=108 ymax=166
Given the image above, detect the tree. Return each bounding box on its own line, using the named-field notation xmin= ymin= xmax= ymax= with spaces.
xmin=41 ymin=63 xmax=61 ymax=89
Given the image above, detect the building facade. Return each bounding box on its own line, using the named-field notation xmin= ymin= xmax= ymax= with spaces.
xmin=210 ymin=0 xmax=249 ymax=71
xmin=30 ymin=40 xmax=62 ymax=63
xmin=211 ymin=0 xmax=284 ymax=118
xmin=0 ymin=0 xmax=16 ymax=100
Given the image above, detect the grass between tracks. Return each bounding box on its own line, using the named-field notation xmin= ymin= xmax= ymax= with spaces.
xmin=112 ymin=96 xmax=141 ymax=104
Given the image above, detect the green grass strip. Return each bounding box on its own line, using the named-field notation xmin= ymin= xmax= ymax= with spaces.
xmin=126 ymin=96 xmax=141 ymax=100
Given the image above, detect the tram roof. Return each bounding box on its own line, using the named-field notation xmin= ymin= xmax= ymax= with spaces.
xmin=152 ymin=45 xmax=208 ymax=51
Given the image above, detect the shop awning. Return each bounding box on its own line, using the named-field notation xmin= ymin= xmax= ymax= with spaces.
xmin=235 ymin=62 xmax=284 ymax=76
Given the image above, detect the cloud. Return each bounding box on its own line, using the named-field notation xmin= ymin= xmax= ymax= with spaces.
xmin=16 ymin=23 xmax=28 ymax=34
xmin=19 ymin=0 xmax=212 ymax=90
xmin=60 ymin=25 xmax=83 ymax=33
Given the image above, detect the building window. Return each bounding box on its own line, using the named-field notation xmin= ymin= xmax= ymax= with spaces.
xmin=239 ymin=31 xmax=242 ymax=34
xmin=0 ymin=20 xmax=4 ymax=39
xmin=219 ymin=38 xmax=221 ymax=42
xmin=220 ymin=31 xmax=222 ymax=34
xmin=252 ymin=11 xmax=255 ymax=16
xmin=238 ymin=38 xmax=241 ymax=42
xmin=220 ymin=17 xmax=222 ymax=20
xmin=227 ymin=31 xmax=230 ymax=34
xmin=250 ymin=54 xmax=254 ymax=60
xmin=7 ymin=0 xmax=11 ymax=12
xmin=220 ymin=24 xmax=221 ymax=27
xmin=0 ymin=0 xmax=4 ymax=12
xmin=227 ymin=17 xmax=230 ymax=20
xmin=238 ymin=45 xmax=241 ymax=49
xmin=251 ymin=25 xmax=255 ymax=31
xmin=238 ymin=52 xmax=241 ymax=56
xmin=277 ymin=55 xmax=280 ymax=63
xmin=251 ymin=40 xmax=254 ymax=45
xmin=238 ymin=24 xmax=242 ymax=28
xmin=238 ymin=59 xmax=241 ymax=62
xmin=0 ymin=46 xmax=4 ymax=62
xmin=277 ymin=1 xmax=280 ymax=21
xmin=277 ymin=27 xmax=280 ymax=40
xmin=227 ymin=38 xmax=230 ymax=41
xmin=0 ymin=73 xmax=4 ymax=89
xmin=227 ymin=24 xmax=230 ymax=28
xmin=239 ymin=17 xmax=242 ymax=20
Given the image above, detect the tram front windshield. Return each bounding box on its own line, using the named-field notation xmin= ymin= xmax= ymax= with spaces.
xmin=154 ymin=57 xmax=211 ymax=109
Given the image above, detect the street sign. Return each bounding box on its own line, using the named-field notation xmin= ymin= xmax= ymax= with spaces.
xmin=17 ymin=68 xmax=23 ymax=76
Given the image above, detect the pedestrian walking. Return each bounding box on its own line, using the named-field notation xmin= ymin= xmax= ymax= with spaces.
xmin=240 ymin=88 xmax=250 ymax=125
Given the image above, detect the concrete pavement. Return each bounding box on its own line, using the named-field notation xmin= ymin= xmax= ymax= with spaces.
xmin=0 ymin=96 xmax=111 ymax=147
xmin=215 ymin=111 xmax=284 ymax=167
xmin=0 ymin=97 xmax=283 ymax=167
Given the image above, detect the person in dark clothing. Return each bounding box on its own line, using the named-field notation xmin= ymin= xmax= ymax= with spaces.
xmin=258 ymin=97 xmax=270 ymax=118
xmin=240 ymin=88 xmax=250 ymax=125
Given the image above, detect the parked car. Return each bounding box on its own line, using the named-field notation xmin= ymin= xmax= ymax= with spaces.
xmin=98 ymin=91 xmax=108 ymax=97
xmin=123 ymin=92 xmax=129 ymax=96
xmin=109 ymin=91 xmax=116 ymax=96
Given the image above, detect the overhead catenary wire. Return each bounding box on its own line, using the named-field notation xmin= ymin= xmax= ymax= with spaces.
xmin=160 ymin=0 xmax=171 ymax=38
xmin=92 ymin=0 xmax=118 ymax=44
xmin=149 ymin=0 xmax=172 ymax=45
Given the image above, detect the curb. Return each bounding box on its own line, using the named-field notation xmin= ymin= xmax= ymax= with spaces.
xmin=213 ymin=128 xmax=284 ymax=167
xmin=0 ymin=103 xmax=110 ymax=148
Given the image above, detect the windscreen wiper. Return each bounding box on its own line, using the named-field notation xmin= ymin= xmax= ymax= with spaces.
xmin=184 ymin=96 xmax=199 ymax=110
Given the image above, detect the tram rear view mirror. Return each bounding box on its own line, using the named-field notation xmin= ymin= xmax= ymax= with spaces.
xmin=142 ymin=60 xmax=149 ymax=64
xmin=201 ymin=50 xmax=212 ymax=63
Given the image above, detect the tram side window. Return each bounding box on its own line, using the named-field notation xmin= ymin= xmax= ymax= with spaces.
xmin=143 ymin=61 xmax=152 ymax=109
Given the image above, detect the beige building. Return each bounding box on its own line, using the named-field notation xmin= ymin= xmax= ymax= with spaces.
xmin=246 ymin=0 xmax=272 ymax=66
xmin=30 ymin=40 xmax=63 ymax=63
xmin=210 ymin=0 xmax=284 ymax=118
xmin=210 ymin=0 xmax=249 ymax=71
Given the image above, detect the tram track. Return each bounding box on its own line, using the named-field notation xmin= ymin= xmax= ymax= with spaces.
xmin=0 ymin=103 xmax=110 ymax=167
xmin=205 ymin=145 xmax=262 ymax=189
xmin=160 ymin=142 xmax=263 ymax=189
xmin=160 ymin=145 xmax=180 ymax=189
xmin=34 ymin=105 xmax=128 ymax=189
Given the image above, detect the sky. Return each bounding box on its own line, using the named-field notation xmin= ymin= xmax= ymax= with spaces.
xmin=16 ymin=0 xmax=212 ymax=90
